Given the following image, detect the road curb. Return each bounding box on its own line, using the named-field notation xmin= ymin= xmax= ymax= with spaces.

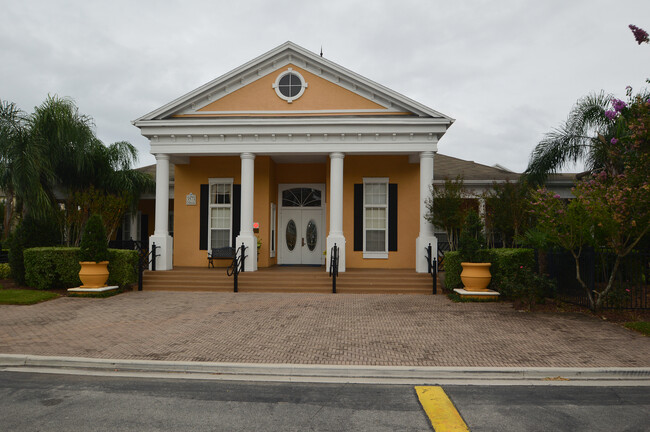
xmin=2 ymin=354 xmax=649 ymax=384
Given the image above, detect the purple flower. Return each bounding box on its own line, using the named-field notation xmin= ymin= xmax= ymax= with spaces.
xmin=605 ymin=110 xmax=618 ymax=120
xmin=610 ymin=138 xmax=619 ymax=144
xmin=612 ymin=99 xmax=627 ymax=112
xmin=629 ymin=24 xmax=650 ymax=45
xmin=553 ymin=194 xmax=561 ymax=199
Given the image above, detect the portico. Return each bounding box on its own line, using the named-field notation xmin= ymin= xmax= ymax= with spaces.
xmin=135 ymin=41 xmax=454 ymax=274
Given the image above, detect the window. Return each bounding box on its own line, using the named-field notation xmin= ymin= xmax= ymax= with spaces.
xmin=208 ymin=179 xmax=233 ymax=249
xmin=272 ymin=68 xmax=307 ymax=103
xmin=363 ymin=178 xmax=388 ymax=258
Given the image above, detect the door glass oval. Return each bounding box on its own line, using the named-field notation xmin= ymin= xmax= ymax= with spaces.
xmin=306 ymin=219 xmax=317 ymax=251
xmin=286 ymin=219 xmax=297 ymax=251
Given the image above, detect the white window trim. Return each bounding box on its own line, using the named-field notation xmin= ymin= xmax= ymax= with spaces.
xmin=362 ymin=177 xmax=389 ymax=259
xmin=272 ymin=68 xmax=308 ymax=103
xmin=208 ymin=178 xmax=234 ymax=250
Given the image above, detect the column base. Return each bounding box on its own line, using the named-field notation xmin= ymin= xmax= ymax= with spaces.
xmin=235 ymin=235 xmax=258 ymax=272
xmin=149 ymin=234 xmax=173 ymax=271
xmin=326 ymin=235 xmax=346 ymax=272
xmin=416 ymin=236 xmax=437 ymax=273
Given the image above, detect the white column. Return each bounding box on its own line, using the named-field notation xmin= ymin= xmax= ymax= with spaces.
xmin=235 ymin=152 xmax=257 ymax=271
xmin=326 ymin=152 xmax=346 ymax=272
xmin=149 ymin=154 xmax=173 ymax=270
xmin=415 ymin=151 xmax=437 ymax=273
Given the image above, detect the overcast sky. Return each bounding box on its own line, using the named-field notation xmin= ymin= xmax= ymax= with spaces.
xmin=2 ymin=0 xmax=648 ymax=172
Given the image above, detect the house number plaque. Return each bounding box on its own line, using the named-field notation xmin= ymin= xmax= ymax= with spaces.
xmin=185 ymin=193 xmax=196 ymax=206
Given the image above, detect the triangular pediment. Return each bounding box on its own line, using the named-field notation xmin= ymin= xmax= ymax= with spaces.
xmin=135 ymin=42 xmax=453 ymax=121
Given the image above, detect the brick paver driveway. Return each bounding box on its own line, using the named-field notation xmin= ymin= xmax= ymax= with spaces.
xmin=1 ymin=292 xmax=648 ymax=367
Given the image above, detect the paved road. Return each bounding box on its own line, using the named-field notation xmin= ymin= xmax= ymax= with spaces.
xmin=1 ymin=371 xmax=649 ymax=431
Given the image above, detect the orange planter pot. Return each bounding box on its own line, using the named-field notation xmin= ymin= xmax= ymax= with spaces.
xmin=78 ymin=261 xmax=109 ymax=288
xmin=460 ymin=262 xmax=492 ymax=291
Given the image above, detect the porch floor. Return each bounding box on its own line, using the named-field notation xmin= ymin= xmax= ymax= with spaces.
xmin=143 ymin=266 xmax=439 ymax=294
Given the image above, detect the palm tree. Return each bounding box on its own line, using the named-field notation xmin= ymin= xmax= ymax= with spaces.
xmin=1 ymin=96 xmax=154 ymax=238
xmin=525 ymin=92 xmax=613 ymax=184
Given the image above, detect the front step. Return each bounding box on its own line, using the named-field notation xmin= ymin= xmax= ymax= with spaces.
xmin=143 ymin=267 xmax=441 ymax=294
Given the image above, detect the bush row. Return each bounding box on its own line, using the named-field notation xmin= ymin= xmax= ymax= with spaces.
xmin=23 ymin=247 xmax=139 ymax=290
xmin=443 ymin=248 xmax=536 ymax=295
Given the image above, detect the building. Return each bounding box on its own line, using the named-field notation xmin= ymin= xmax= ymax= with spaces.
xmin=132 ymin=42 xmax=574 ymax=273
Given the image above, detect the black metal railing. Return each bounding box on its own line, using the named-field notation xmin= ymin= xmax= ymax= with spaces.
xmin=226 ymin=243 xmax=247 ymax=293
xmin=329 ymin=243 xmax=339 ymax=294
xmin=547 ymin=247 xmax=649 ymax=310
xmin=425 ymin=243 xmax=437 ymax=295
xmin=137 ymin=242 xmax=159 ymax=291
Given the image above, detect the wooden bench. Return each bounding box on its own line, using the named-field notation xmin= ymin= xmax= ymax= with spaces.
xmin=208 ymin=247 xmax=235 ymax=268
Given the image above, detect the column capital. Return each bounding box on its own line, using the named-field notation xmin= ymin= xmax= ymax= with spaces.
xmin=155 ymin=153 xmax=170 ymax=162
xmin=329 ymin=152 xmax=345 ymax=160
xmin=240 ymin=152 xmax=256 ymax=160
xmin=419 ymin=151 xmax=435 ymax=160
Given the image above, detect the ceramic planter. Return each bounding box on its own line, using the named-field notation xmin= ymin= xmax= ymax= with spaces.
xmin=78 ymin=261 xmax=109 ymax=288
xmin=460 ymin=262 xmax=492 ymax=291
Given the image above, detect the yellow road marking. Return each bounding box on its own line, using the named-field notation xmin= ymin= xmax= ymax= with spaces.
xmin=415 ymin=386 xmax=470 ymax=432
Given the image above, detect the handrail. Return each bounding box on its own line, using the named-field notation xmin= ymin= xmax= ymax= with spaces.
xmin=425 ymin=243 xmax=437 ymax=295
xmin=137 ymin=243 xmax=159 ymax=292
xmin=226 ymin=243 xmax=247 ymax=293
xmin=329 ymin=243 xmax=339 ymax=293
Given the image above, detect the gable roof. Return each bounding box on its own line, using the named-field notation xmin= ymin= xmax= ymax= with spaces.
xmin=134 ymin=41 xmax=454 ymax=123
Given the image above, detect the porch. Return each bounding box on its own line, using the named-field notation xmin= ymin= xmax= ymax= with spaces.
xmin=142 ymin=266 xmax=439 ymax=294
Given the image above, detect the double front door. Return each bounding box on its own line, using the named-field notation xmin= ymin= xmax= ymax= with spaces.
xmin=278 ymin=185 xmax=325 ymax=265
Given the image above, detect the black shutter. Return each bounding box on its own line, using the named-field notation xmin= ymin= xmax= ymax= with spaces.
xmin=388 ymin=183 xmax=398 ymax=251
xmin=353 ymin=184 xmax=363 ymax=251
xmin=232 ymin=184 xmax=241 ymax=248
xmin=199 ymin=184 xmax=208 ymax=250
xmin=140 ymin=214 xmax=149 ymax=248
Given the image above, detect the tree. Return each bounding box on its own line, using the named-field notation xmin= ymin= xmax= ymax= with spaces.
xmin=525 ymin=92 xmax=613 ymax=184
xmin=0 ymin=96 xmax=154 ymax=237
xmin=526 ymin=24 xmax=650 ymax=184
xmin=483 ymin=180 xmax=532 ymax=247
xmin=425 ymin=176 xmax=469 ymax=250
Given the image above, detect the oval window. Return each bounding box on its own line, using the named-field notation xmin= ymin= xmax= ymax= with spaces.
xmin=306 ymin=220 xmax=317 ymax=251
xmin=286 ymin=220 xmax=297 ymax=251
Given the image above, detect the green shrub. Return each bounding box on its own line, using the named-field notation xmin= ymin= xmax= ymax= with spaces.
xmin=8 ymin=216 xmax=61 ymax=285
xmin=499 ymin=264 xmax=556 ymax=309
xmin=78 ymin=214 xmax=109 ymax=262
xmin=0 ymin=263 xmax=11 ymax=279
xmin=443 ymin=251 xmax=462 ymax=290
xmin=443 ymin=248 xmax=536 ymax=293
xmin=107 ymin=249 xmax=139 ymax=288
xmin=24 ymin=247 xmax=138 ymax=290
xmin=457 ymin=210 xmax=485 ymax=262
xmin=483 ymin=248 xmax=536 ymax=292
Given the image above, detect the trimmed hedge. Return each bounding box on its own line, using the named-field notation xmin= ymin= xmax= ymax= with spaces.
xmin=24 ymin=247 xmax=138 ymax=290
xmin=0 ymin=263 xmax=10 ymax=279
xmin=442 ymin=248 xmax=535 ymax=295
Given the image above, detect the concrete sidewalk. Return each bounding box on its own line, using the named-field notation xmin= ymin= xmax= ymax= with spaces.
xmin=0 ymin=291 xmax=648 ymax=368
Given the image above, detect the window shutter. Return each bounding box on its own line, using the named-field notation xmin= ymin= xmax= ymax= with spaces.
xmin=232 ymin=184 xmax=241 ymax=248
xmin=199 ymin=184 xmax=208 ymax=250
xmin=354 ymin=183 xmax=363 ymax=251
xmin=388 ymin=183 xmax=398 ymax=251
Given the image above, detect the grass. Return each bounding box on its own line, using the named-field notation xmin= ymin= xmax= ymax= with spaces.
xmin=624 ymin=321 xmax=650 ymax=336
xmin=0 ymin=289 xmax=59 ymax=305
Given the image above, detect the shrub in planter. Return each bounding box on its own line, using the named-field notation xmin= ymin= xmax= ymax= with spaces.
xmin=78 ymin=214 xmax=109 ymax=263
xmin=78 ymin=214 xmax=110 ymax=288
